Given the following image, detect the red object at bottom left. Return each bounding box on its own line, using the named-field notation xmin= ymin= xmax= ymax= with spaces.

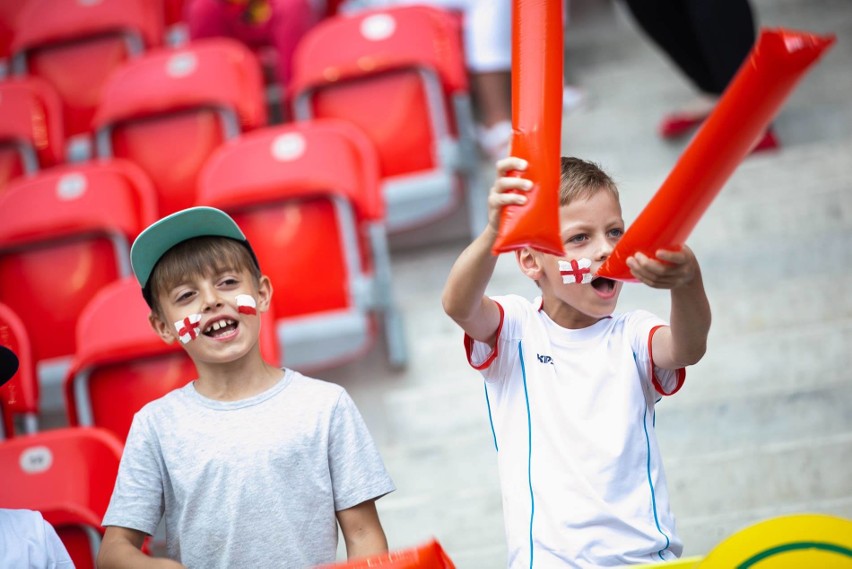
xmin=314 ymin=539 xmax=455 ymax=569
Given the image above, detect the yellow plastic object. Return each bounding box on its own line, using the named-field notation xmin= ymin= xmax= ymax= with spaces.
xmin=700 ymin=513 xmax=852 ymax=568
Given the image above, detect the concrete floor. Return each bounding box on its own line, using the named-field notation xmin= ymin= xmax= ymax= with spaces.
xmin=316 ymin=0 xmax=852 ymax=565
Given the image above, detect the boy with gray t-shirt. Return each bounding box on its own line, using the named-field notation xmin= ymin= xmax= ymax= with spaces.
xmin=98 ymin=207 xmax=395 ymax=569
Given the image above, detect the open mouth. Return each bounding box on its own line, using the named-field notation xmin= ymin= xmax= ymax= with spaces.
xmin=591 ymin=277 xmax=616 ymax=294
xmin=203 ymin=319 xmax=238 ymax=338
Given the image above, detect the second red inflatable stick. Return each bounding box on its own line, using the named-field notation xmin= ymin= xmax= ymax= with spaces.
xmin=598 ymin=29 xmax=835 ymax=281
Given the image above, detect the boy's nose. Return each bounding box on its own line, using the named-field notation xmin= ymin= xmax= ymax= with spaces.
xmin=595 ymin=237 xmax=614 ymax=260
xmin=199 ymin=287 xmax=224 ymax=311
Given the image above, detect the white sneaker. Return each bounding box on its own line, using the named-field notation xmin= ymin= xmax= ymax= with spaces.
xmin=563 ymin=85 xmax=586 ymax=113
xmin=477 ymin=120 xmax=513 ymax=162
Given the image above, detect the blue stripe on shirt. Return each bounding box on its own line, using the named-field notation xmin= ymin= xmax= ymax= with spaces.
xmin=518 ymin=341 xmax=535 ymax=568
xmin=643 ymin=404 xmax=671 ymax=560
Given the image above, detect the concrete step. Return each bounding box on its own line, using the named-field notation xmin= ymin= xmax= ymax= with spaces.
xmin=676 ymin=320 xmax=851 ymax=403
xmin=667 ymin=432 xmax=852 ymax=519
xmin=657 ymin=381 xmax=852 ymax=457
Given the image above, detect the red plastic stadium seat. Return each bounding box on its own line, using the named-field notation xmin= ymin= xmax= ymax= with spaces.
xmin=0 ymin=76 xmax=64 ymax=191
xmin=162 ymin=0 xmax=187 ymax=27
xmin=0 ymin=159 xmax=157 ymax=411
xmin=0 ymin=0 xmax=29 ymax=62
xmin=0 ymin=426 xmax=124 ymax=569
xmin=64 ymin=277 xmax=193 ymax=443
xmin=9 ymin=0 xmax=164 ymax=139
xmin=93 ymin=38 xmax=268 ymax=217
xmin=198 ymin=119 xmax=407 ymax=372
xmin=290 ymin=5 xmax=483 ymax=235
xmin=0 ymin=302 xmax=38 ymax=438
xmin=65 ymin=277 xmax=281 ymax=443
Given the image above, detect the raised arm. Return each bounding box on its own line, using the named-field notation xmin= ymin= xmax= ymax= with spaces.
xmin=627 ymin=245 xmax=712 ymax=369
xmin=441 ymin=157 xmax=532 ymax=347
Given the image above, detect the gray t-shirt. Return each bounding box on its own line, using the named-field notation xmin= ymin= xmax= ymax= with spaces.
xmin=103 ymin=369 xmax=395 ymax=568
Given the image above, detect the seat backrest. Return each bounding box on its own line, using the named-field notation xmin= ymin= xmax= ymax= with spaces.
xmin=0 ymin=76 xmax=65 ymax=191
xmin=65 ymin=276 xmax=281 ymax=443
xmin=0 ymin=0 xmax=29 ymax=62
xmin=162 ymin=0 xmax=187 ymax=28
xmin=0 ymin=159 xmax=157 ymax=366
xmin=0 ymin=302 xmax=38 ymax=438
xmin=93 ymin=38 xmax=267 ymax=217
xmin=64 ymin=277 xmax=193 ymax=442
xmin=198 ymin=119 xmax=382 ymax=322
xmin=290 ymin=5 xmax=467 ymax=180
xmin=0 ymin=426 xmax=124 ymax=569
xmin=10 ymin=0 xmax=164 ymax=138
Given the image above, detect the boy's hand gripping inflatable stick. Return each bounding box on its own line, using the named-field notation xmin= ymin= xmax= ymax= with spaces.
xmin=491 ymin=0 xmax=565 ymax=257
xmin=597 ymin=29 xmax=835 ymax=282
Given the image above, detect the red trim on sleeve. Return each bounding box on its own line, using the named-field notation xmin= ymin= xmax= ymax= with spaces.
xmin=464 ymin=301 xmax=505 ymax=371
xmin=648 ymin=325 xmax=685 ymax=396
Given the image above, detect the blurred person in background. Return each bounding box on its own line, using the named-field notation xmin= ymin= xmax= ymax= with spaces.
xmin=186 ymin=0 xmax=321 ymax=86
xmin=622 ymin=0 xmax=776 ymax=151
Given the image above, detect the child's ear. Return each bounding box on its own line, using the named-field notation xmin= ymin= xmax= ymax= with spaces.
xmin=257 ymin=275 xmax=273 ymax=312
xmin=516 ymin=247 xmax=543 ymax=281
xmin=149 ymin=312 xmax=177 ymax=345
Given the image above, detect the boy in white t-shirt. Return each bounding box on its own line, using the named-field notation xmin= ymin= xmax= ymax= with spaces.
xmin=441 ymin=156 xmax=711 ymax=568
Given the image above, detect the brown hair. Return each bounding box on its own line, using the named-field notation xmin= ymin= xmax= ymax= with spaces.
xmin=145 ymin=236 xmax=261 ymax=318
xmin=558 ymin=156 xmax=619 ymax=206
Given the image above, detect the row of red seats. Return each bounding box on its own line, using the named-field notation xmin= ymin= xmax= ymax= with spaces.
xmin=0 ymin=117 xmax=409 ymax=412
xmin=1 ymin=1 xmax=484 ymax=234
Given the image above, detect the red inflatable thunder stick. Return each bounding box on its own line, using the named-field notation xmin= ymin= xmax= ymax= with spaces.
xmin=597 ymin=28 xmax=835 ymax=282
xmin=314 ymin=539 xmax=455 ymax=568
xmin=491 ymin=0 xmax=564 ymax=256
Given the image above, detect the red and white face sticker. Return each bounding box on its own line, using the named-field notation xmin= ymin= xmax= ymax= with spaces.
xmin=175 ymin=313 xmax=202 ymax=344
xmin=559 ymin=258 xmax=593 ymax=284
xmin=235 ymin=294 xmax=257 ymax=315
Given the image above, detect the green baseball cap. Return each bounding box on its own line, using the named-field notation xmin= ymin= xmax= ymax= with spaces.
xmin=130 ymin=206 xmax=258 ymax=291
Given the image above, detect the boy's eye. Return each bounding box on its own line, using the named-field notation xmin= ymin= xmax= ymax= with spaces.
xmin=608 ymin=228 xmax=624 ymax=239
xmin=176 ymin=291 xmax=194 ymax=302
xmin=566 ymin=234 xmax=588 ymax=244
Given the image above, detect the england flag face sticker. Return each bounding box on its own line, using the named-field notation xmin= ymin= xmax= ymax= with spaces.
xmin=235 ymin=294 xmax=257 ymax=315
xmin=559 ymin=258 xmax=593 ymax=284
xmin=175 ymin=313 xmax=202 ymax=344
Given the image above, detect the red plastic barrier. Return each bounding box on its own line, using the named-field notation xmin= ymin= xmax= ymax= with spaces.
xmin=491 ymin=0 xmax=564 ymax=256
xmin=597 ymin=28 xmax=835 ymax=281
xmin=315 ymin=539 xmax=455 ymax=568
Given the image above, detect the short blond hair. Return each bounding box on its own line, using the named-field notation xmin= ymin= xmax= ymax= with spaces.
xmin=559 ymin=157 xmax=619 ymax=206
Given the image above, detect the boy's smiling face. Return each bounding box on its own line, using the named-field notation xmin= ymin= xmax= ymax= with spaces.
xmin=520 ymin=188 xmax=625 ymax=328
xmin=150 ymin=266 xmax=271 ymax=367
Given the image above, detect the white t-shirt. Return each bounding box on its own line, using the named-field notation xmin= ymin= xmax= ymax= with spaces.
xmin=103 ymin=369 xmax=395 ymax=569
xmin=466 ymin=295 xmax=685 ymax=568
xmin=0 ymin=509 xmax=74 ymax=568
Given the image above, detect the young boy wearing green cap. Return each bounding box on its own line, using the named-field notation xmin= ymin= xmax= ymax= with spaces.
xmin=98 ymin=206 xmax=395 ymax=569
